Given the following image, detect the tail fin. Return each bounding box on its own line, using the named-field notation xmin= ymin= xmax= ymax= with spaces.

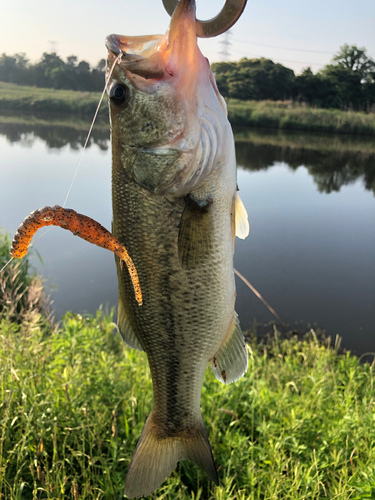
xmin=125 ymin=412 xmax=219 ymax=498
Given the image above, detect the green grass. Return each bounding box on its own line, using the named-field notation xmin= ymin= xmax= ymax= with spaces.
xmin=1 ymin=315 xmax=375 ymax=498
xmin=0 ymin=82 xmax=108 ymax=116
xmin=233 ymin=126 xmax=375 ymax=155
xmin=0 ymin=111 xmax=109 ymax=132
xmin=1 ymin=236 xmax=375 ymax=499
xmin=1 ymin=82 xmax=375 ymax=135
xmin=227 ymin=99 xmax=375 ymax=136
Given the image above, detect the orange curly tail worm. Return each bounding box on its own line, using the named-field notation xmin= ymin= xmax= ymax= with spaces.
xmin=11 ymin=205 xmax=143 ymax=306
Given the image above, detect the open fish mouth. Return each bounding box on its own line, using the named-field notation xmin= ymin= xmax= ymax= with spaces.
xmin=105 ymin=0 xmax=200 ymax=82
xmin=105 ymin=33 xmax=167 ymax=79
xmin=105 ymin=0 xmax=248 ymax=82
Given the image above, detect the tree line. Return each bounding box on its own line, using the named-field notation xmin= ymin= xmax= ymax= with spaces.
xmin=0 ymin=44 xmax=374 ymax=111
xmin=0 ymin=53 xmax=106 ymax=92
xmin=212 ymin=45 xmax=375 ymax=112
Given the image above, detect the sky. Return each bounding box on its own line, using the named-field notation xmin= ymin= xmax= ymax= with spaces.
xmin=1 ymin=0 xmax=375 ymax=75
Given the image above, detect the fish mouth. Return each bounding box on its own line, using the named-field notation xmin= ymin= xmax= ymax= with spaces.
xmin=105 ymin=34 xmax=166 ymax=79
xmin=106 ymin=0 xmax=200 ymax=82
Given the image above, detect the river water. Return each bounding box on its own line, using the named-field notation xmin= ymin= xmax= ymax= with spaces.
xmin=1 ymin=115 xmax=374 ymax=354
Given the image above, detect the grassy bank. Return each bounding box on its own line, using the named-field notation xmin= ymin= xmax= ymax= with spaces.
xmin=1 ymin=242 xmax=375 ymax=499
xmin=228 ymin=99 xmax=375 ymax=135
xmin=233 ymin=126 xmax=375 ymax=155
xmin=0 ymin=82 xmax=108 ymax=116
xmin=2 ymin=314 xmax=375 ymax=499
xmin=1 ymin=82 xmax=375 ymax=135
xmin=0 ymin=110 xmax=109 ymax=132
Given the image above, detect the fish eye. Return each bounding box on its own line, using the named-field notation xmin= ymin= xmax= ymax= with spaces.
xmin=109 ymin=83 xmax=129 ymax=106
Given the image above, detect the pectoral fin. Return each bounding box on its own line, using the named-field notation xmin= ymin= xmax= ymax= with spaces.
xmin=231 ymin=194 xmax=236 ymax=252
xmin=178 ymin=195 xmax=214 ymax=269
xmin=117 ymin=299 xmax=143 ymax=351
xmin=210 ymin=314 xmax=248 ymax=384
xmin=235 ymin=193 xmax=249 ymax=240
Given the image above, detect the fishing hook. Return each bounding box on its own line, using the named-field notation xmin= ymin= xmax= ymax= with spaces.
xmin=162 ymin=0 xmax=247 ymax=38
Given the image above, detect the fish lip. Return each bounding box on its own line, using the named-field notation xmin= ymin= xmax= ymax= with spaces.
xmin=105 ymin=35 xmax=120 ymax=57
xmin=105 ymin=34 xmax=166 ymax=79
xmin=105 ymin=35 xmax=144 ymax=62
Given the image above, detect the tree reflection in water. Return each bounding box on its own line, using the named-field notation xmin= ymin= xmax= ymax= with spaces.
xmin=0 ymin=114 xmax=374 ymax=194
xmin=0 ymin=114 xmax=110 ymax=151
xmin=234 ymin=128 xmax=375 ymax=195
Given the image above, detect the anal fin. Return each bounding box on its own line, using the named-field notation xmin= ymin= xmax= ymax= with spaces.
xmin=117 ymin=299 xmax=143 ymax=351
xmin=211 ymin=314 xmax=248 ymax=384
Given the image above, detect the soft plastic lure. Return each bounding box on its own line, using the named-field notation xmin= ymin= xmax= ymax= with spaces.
xmin=11 ymin=205 xmax=143 ymax=306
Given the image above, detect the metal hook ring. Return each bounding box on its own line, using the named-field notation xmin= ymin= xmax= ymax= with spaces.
xmin=162 ymin=0 xmax=247 ymax=38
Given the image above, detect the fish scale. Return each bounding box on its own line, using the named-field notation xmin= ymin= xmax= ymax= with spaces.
xmin=112 ymin=164 xmax=235 ymax=431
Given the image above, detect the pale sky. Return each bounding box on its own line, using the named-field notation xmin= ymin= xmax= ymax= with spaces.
xmin=1 ymin=0 xmax=374 ymax=75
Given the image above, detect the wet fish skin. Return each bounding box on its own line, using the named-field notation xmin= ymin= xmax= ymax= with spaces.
xmin=106 ymin=0 xmax=249 ymax=496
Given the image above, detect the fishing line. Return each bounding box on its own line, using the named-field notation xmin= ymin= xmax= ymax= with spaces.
xmin=62 ymin=53 xmax=121 ymax=208
xmin=0 ymin=53 xmax=122 ymax=276
xmin=0 ymin=257 xmax=14 ymax=275
xmin=234 ymin=268 xmax=285 ymax=325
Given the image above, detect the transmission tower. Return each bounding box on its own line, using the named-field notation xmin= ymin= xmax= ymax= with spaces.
xmin=219 ymin=30 xmax=232 ymax=61
xmin=48 ymin=41 xmax=58 ymax=54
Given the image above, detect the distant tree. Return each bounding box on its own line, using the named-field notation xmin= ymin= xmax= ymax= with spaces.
xmin=0 ymin=54 xmax=17 ymax=83
xmin=95 ymin=59 xmax=106 ymax=72
xmin=333 ymin=44 xmax=375 ymax=83
xmin=212 ymin=58 xmax=295 ymax=101
xmin=293 ymin=46 xmax=375 ymax=110
xmin=34 ymin=52 xmax=66 ymax=88
xmin=77 ymin=61 xmax=90 ymax=74
xmin=319 ymin=64 xmax=363 ymax=110
xmin=66 ymin=55 xmax=78 ymax=68
xmin=316 ymin=45 xmax=375 ymax=110
xmin=0 ymin=53 xmax=31 ymax=85
xmin=294 ymin=67 xmax=336 ymax=108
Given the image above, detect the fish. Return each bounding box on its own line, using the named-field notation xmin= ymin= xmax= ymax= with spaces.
xmin=105 ymin=0 xmax=249 ymax=496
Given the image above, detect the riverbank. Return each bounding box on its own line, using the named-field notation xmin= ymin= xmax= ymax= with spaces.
xmin=0 ymin=82 xmax=107 ymax=116
xmin=1 ymin=82 xmax=375 ymax=135
xmin=228 ymin=99 xmax=375 ymax=135
xmin=1 ymin=240 xmax=375 ymax=498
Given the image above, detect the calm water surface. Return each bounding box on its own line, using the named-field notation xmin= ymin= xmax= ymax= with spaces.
xmin=1 ymin=116 xmax=374 ymax=353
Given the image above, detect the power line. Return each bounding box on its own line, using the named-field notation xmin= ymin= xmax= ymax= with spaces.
xmin=230 ymin=48 xmax=326 ymax=67
xmin=231 ymin=38 xmax=334 ymax=55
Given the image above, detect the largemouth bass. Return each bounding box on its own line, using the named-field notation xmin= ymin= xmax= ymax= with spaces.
xmin=105 ymin=0 xmax=249 ymax=496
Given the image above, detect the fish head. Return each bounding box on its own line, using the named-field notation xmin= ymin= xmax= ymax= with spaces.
xmin=106 ymin=0 xmax=232 ymax=197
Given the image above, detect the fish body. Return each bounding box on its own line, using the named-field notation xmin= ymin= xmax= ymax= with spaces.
xmin=106 ymin=0 xmax=249 ymax=496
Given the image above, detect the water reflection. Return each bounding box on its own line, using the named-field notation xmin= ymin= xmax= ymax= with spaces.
xmin=234 ymin=129 xmax=375 ymax=195
xmin=0 ymin=114 xmax=109 ymax=150
xmin=2 ymin=114 xmax=374 ymax=195
xmin=1 ymin=114 xmax=375 ymax=353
